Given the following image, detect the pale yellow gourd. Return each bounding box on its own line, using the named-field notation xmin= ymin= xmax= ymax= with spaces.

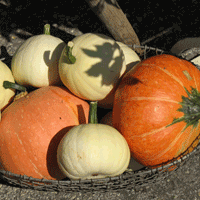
xmin=98 ymin=41 xmax=141 ymax=109
xmin=59 ymin=33 xmax=126 ymax=101
xmin=57 ymin=102 xmax=130 ymax=180
xmin=11 ymin=25 xmax=65 ymax=88
xmin=0 ymin=60 xmax=15 ymax=112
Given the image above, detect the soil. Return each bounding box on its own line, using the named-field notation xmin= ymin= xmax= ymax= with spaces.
xmin=1 ymin=0 xmax=200 ymax=199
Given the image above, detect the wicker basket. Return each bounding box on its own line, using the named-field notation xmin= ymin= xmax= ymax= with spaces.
xmin=1 ymin=45 xmax=200 ymax=193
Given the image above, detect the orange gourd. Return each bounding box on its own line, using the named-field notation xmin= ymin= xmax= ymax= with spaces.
xmin=0 ymin=86 xmax=89 ymax=180
xmin=113 ymin=54 xmax=200 ymax=168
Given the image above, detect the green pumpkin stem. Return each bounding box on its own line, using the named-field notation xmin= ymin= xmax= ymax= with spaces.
xmin=89 ymin=101 xmax=98 ymax=124
xmin=65 ymin=41 xmax=76 ymax=64
xmin=3 ymin=81 xmax=26 ymax=92
xmin=44 ymin=24 xmax=50 ymax=35
xmin=166 ymin=87 xmax=200 ymax=131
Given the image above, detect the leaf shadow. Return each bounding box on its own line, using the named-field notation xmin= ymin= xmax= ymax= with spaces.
xmin=81 ymin=35 xmax=125 ymax=87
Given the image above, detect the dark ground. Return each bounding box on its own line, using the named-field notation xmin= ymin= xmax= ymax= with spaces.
xmin=1 ymin=0 xmax=200 ymax=199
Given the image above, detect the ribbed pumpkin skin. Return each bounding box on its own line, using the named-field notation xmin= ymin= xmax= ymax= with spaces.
xmin=113 ymin=54 xmax=200 ymax=167
xmin=0 ymin=86 xmax=89 ymax=180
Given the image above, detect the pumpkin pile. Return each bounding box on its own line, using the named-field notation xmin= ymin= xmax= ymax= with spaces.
xmin=0 ymin=24 xmax=199 ymax=181
xmin=0 ymin=25 xmax=134 ymax=180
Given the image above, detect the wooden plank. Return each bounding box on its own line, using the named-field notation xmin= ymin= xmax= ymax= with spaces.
xmin=85 ymin=0 xmax=143 ymax=54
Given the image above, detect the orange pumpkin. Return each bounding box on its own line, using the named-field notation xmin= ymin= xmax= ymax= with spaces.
xmin=0 ymin=86 xmax=89 ymax=180
xmin=113 ymin=54 xmax=200 ymax=168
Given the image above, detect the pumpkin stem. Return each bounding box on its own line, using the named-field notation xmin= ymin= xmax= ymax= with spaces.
xmin=3 ymin=81 xmax=26 ymax=92
xmin=89 ymin=101 xmax=98 ymax=124
xmin=167 ymin=87 xmax=200 ymax=131
xmin=44 ymin=24 xmax=50 ymax=35
xmin=65 ymin=41 xmax=76 ymax=64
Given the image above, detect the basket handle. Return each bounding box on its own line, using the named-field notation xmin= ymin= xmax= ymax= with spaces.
xmin=84 ymin=0 xmax=143 ymax=55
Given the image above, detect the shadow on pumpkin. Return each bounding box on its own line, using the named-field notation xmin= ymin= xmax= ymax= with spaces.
xmin=81 ymin=34 xmax=125 ymax=88
xmin=43 ymin=42 xmax=66 ymax=86
xmin=125 ymin=61 xmax=140 ymax=73
xmin=46 ymin=126 xmax=74 ymax=180
xmin=77 ymin=104 xmax=88 ymax=124
xmin=46 ymin=103 xmax=88 ymax=180
xmin=83 ymin=43 xmax=123 ymax=85
xmin=120 ymin=76 xmax=143 ymax=86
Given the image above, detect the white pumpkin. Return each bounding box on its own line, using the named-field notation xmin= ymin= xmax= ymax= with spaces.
xmin=11 ymin=34 xmax=65 ymax=87
xmin=98 ymin=42 xmax=141 ymax=109
xmin=59 ymin=33 xmax=126 ymax=101
xmin=57 ymin=102 xmax=130 ymax=180
xmin=0 ymin=60 xmax=15 ymax=111
xmin=57 ymin=124 xmax=130 ymax=180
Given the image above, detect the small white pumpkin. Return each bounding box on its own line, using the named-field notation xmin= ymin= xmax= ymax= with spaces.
xmin=57 ymin=102 xmax=130 ymax=180
xmin=11 ymin=25 xmax=65 ymax=88
xmin=59 ymin=33 xmax=126 ymax=101
xmin=98 ymin=42 xmax=141 ymax=109
xmin=0 ymin=60 xmax=15 ymax=111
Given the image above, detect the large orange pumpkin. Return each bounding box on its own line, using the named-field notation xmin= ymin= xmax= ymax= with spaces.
xmin=0 ymin=86 xmax=89 ymax=180
xmin=113 ymin=54 xmax=200 ymax=168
